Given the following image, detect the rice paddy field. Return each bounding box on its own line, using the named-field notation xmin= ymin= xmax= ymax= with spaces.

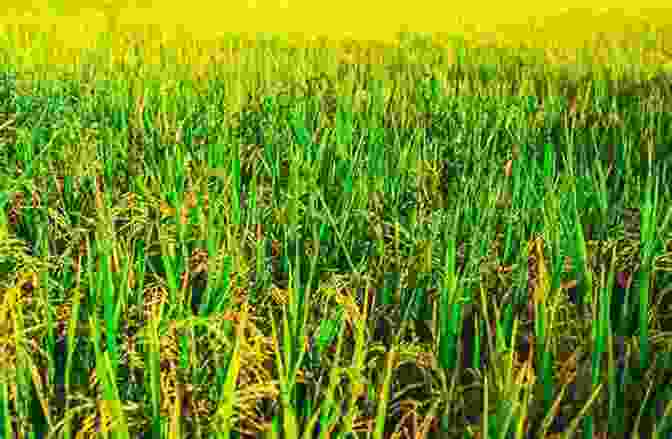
xmin=1 ymin=3 xmax=672 ymax=439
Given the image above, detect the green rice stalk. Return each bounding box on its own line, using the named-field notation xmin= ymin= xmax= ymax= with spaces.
xmin=591 ymin=148 xmax=611 ymax=238
xmin=572 ymin=186 xmax=594 ymax=315
xmin=542 ymin=142 xmax=556 ymax=190
xmin=438 ymin=215 xmax=459 ymax=370
xmin=478 ymin=280 xmax=497 ymax=384
xmin=88 ymin=316 xmax=130 ymax=439
xmin=341 ymin=274 xmax=372 ymax=434
xmin=315 ymin=321 xmax=347 ymax=439
xmin=373 ymin=348 xmax=396 ymax=439
xmin=538 ymin=191 xmax=565 ymax=418
xmin=490 ymin=320 xmax=526 ymax=439
xmin=204 ymin=166 xmax=226 ymax=317
xmin=604 ymin=245 xmax=622 ymax=435
xmin=98 ymin=246 xmax=120 ymax=377
xmin=269 ymin=306 xmax=300 ymax=439
xmin=39 ymin=180 xmax=55 ymax=392
xmin=212 ymin=303 xmax=249 ymax=438
xmin=134 ymin=237 xmax=146 ymax=311
xmin=145 ymin=303 xmax=163 ymax=438
xmin=639 ymin=170 xmax=659 ymax=370
xmin=248 ymin=166 xmax=261 ymax=304
xmin=159 ymin=208 xmax=180 ymax=308
xmin=483 ymin=374 xmax=490 ymax=438
xmin=62 ymin=284 xmax=83 ymax=439
xmin=315 ymin=176 xmax=359 ymax=276
xmin=561 ymin=383 xmax=603 ymax=439
xmin=0 ymin=370 xmax=9 ymax=439
xmin=10 ymin=280 xmax=33 ymax=438
xmin=231 ymin=138 xmax=242 ymax=228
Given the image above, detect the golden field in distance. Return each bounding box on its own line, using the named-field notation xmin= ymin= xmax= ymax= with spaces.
xmin=1 ymin=0 xmax=672 ymax=74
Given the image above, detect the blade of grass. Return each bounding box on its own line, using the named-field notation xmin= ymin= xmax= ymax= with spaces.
xmin=639 ymin=169 xmax=659 ymax=370
xmin=373 ymin=348 xmax=397 ymax=439
xmin=212 ymin=302 xmax=251 ymax=438
xmin=269 ymin=303 xmax=300 ymax=439
xmin=88 ymin=316 xmax=130 ymax=439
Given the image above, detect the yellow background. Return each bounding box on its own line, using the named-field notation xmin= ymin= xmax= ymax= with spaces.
xmin=2 ymin=0 xmax=671 ymax=50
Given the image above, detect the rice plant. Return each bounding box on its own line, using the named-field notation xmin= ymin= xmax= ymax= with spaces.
xmin=0 ymin=16 xmax=671 ymax=439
